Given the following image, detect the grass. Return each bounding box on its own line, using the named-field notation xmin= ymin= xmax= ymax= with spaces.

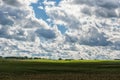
xmin=0 ymin=59 xmax=120 ymax=80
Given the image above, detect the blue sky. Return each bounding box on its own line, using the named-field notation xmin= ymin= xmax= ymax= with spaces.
xmin=31 ymin=0 xmax=49 ymax=20
xmin=31 ymin=0 xmax=67 ymax=34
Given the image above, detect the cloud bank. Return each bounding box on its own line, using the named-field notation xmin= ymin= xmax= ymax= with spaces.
xmin=0 ymin=0 xmax=120 ymax=59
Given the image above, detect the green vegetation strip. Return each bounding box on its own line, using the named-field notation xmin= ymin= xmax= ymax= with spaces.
xmin=0 ymin=59 xmax=120 ymax=74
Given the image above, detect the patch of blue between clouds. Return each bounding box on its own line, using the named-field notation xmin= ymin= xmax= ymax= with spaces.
xmin=31 ymin=0 xmax=67 ymax=34
xmin=31 ymin=0 xmax=49 ymax=20
xmin=57 ymin=25 xmax=67 ymax=34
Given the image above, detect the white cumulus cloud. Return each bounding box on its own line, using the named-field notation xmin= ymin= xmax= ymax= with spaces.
xmin=0 ymin=0 xmax=120 ymax=60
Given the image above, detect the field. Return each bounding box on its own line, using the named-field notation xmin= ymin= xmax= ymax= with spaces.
xmin=0 ymin=59 xmax=120 ymax=80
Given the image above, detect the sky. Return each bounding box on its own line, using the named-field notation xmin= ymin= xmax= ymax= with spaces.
xmin=0 ymin=0 xmax=120 ymax=60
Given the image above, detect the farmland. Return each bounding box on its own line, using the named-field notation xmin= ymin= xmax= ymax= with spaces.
xmin=0 ymin=59 xmax=120 ymax=80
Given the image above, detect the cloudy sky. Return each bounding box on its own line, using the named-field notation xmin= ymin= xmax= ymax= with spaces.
xmin=0 ymin=0 xmax=120 ymax=59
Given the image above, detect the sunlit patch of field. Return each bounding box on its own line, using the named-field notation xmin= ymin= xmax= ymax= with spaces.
xmin=0 ymin=59 xmax=120 ymax=80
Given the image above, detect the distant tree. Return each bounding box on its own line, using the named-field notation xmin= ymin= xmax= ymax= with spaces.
xmin=34 ymin=57 xmax=39 ymax=59
xmin=0 ymin=56 xmax=2 ymax=59
xmin=114 ymin=59 xmax=120 ymax=60
xmin=94 ymin=59 xmax=97 ymax=60
xmin=24 ymin=56 xmax=28 ymax=59
xmin=58 ymin=58 xmax=62 ymax=60
xmin=4 ymin=56 xmax=28 ymax=59
xmin=81 ymin=58 xmax=83 ymax=60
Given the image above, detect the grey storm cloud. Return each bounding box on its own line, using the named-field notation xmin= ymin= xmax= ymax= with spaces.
xmin=72 ymin=0 xmax=120 ymax=18
xmin=81 ymin=7 xmax=92 ymax=16
xmin=96 ymin=0 xmax=119 ymax=9
xmin=0 ymin=11 xmax=14 ymax=25
xmin=0 ymin=4 xmax=29 ymax=26
xmin=65 ymin=27 xmax=111 ymax=46
xmin=2 ymin=0 xmax=22 ymax=7
xmin=35 ymin=28 xmax=57 ymax=39
xmin=0 ymin=27 xmax=35 ymax=41
xmin=79 ymin=27 xmax=111 ymax=46
xmin=73 ymin=0 xmax=95 ymax=6
xmin=73 ymin=0 xmax=119 ymax=9
xmin=65 ymin=34 xmax=78 ymax=43
xmin=79 ymin=33 xmax=111 ymax=46
xmin=95 ymin=8 xmax=118 ymax=18
xmin=0 ymin=27 xmax=9 ymax=38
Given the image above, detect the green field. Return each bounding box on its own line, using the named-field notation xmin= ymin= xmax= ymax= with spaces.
xmin=0 ymin=59 xmax=120 ymax=80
